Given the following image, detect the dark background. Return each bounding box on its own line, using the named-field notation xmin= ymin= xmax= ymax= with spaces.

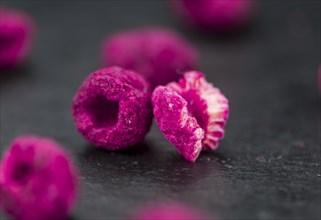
xmin=0 ymin=1 xmax=320 ymax=220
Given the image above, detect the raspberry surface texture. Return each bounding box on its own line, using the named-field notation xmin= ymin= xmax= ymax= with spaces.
xmin=172 ymin=0 xmax=253 ymax=31
xmin=102 ymin=27 xmax=198 ymax=87
xmin=72 ymin=66 xmax=153 ymax=150
xmin=0 ymin=135 xmax=78 ymax=220
xmin=0 ymin=7 xmax=35 ymax=69
xmin=152 ymin=71 xmax=229 ymax=162
xmin=131 ymin=202 xmax=210 ymax=220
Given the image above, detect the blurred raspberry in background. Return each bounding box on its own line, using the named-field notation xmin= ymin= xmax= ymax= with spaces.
xmin=171 ymin=0 xmax=254 ymax=32
xmin=130 ymin=201 xmax=211 ymax=220
xmin=0 ymin=7 xmax=35 ymax=69
xmin=101 ymin=27 xmax=198 ymax=87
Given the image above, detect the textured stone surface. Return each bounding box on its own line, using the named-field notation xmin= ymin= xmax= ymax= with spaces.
xmin=0 ymin=1 xmax=320 ymax=220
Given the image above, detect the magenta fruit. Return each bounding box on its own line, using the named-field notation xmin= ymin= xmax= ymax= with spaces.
xmin=0 ymin=7 xmax=35 ymax=69
xmin=72 ymin=66 xmax=153 ymax=150
xmin=0 ymin=135 xmax=78 ymax=220
xmin=152 ymin=71 xmax=229 ymax=162
xmin=101 ymin=27 xmax=198 ymax=87
xmin=171 ymin=0 xmax=253 ymax=31
xmin=131 ymin=202 xmax=210 ymax=220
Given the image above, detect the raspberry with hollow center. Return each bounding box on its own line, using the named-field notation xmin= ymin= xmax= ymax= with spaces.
xmin=0 ymin=7 xmax=35 ymax=69
xmin=0 ymin=135 xmax=78 ymax=220
xmin=72 ymin=66 xmax=153 ymax=150
xmin=152 ymin=71 xmax=229 ymax=162
xmin=101 ymin=27 xmax=198 ymax=87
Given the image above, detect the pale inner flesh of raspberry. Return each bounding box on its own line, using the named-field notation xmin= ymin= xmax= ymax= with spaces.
xmin=168 ymin=71 xmax=229 ymax=151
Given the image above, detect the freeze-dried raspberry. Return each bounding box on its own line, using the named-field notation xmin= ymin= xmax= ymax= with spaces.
xmin=131 ymin=202 xmax=210 ymax=220
xmin=152 ymin=71 xmax=229 ymax=162
xmin=72 ymin=66 xmax=153 ymax=150
xmin=101 ymin=27 xmax=198 ymax=87
xmin=0 ymin=7 xmax=35 ymax=69
xmin=171 ymin=0 xmax=253 ymax=31
xmin=0 ymin=135 xmax=78 ymax=220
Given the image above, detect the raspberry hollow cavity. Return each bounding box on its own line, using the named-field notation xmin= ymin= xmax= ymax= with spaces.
xmin=72 ymin=66 xmax=153 ymax=150
xmin=0 ymin=135 xmax=78 ymax=220
xmin=152 ymin=71 xmax=229 ymax=162
xmin=0 ymin=7 xmax=35 ymax=69
xmin=102 ymin=27 xmax=198 ymax=87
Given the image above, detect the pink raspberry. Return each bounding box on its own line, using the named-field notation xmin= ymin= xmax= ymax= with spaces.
xmin=0 ymin=135 xmax=78 ymax=220
xmin=101 ymin=27 xmax=198 ymax=87
xmin=171 ymin=0 xmax=253 ymax=31
xmin=72 ymin=66 xmax=153 ymax=150
xmin=152 ymin=71 xmax=229 ymax=162
xmin=131 ymin=202 xmax=210 ymax=220
xmin=0 ymin=7 xmax=35 ymax=69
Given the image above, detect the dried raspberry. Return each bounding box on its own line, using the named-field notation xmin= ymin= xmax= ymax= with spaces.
xmin=101 ymin=27 xmax=198 ymax=87
xmin=131 ymin=202 xmax=210 ymax=220
xmin=0 ymin=135 xmax=78 ymax=220
xmin=171 ymin=0 xmax=253 ymax=31
xmin=0 ymin=7 xmax=35 ymax=69
xmin=152 ymin=71 xmax=229 ymax=162
xmin=72 ymin=66 xmax=153 ymax=150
